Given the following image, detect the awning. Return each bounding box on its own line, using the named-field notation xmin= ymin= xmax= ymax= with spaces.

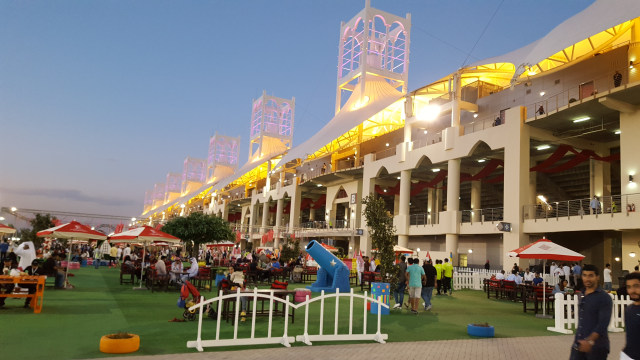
xmin=468 ymin=0 xmax=640 ymax=79
xmin=276 ymin=77 xmax=404 ymax=168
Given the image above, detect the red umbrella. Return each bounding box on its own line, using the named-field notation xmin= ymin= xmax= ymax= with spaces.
xmin=0 ymin=223 xmax=17 ymax=235
xmin=109 ymin=226 xmax=180 ymax=289
xmin=509 ymin=238 xmax=585 ymax=317
xmin=37 ymin=221 xmax=107 ymax=287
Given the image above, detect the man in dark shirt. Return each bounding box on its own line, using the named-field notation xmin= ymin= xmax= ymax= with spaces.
xmin=421 ymin=258 xmax=437 ymax=311
xmin=22 ymin=259 xmax=45 ymax=308
xmin=393 ymin=255 xmax=407 ymax=309
xmin=570 ymin=264 xmax=612 ymax=360
xmin=622 ymin=272 xmax=640 ymax=359
xmin=42 ymin=255 xmax=65 ymax=289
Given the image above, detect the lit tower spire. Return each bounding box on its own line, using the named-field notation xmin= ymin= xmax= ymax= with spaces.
xmin=249 ymin=90 xmax=295 ymax=161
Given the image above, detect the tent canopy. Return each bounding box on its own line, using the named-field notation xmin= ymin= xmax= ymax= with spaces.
xmin=508 ymin=238 xmax=585 ymax=262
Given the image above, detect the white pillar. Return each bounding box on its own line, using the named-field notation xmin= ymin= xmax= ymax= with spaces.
xmin=261 ymin=201 xmax=269 ymax=234
xmin=274 ymin=198 xmax=284 ymax=248
xmin=288 ymin=183 xmax=302 ymax=232
xmin=471 ymin=180 xmax=481 ymax=222
xmin=445 ymin=158 xmax=460 ymax=264
xmin=397 ymin=170 xmax=411 ymax=248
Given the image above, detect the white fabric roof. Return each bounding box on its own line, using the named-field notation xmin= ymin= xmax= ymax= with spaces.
xmin=275 ymin=77 xmax=404 ymax=168
xmin=469 ymin=0 xmax=640 ymax=78
xmin=205 ymin=149 xmax=287 ymax=195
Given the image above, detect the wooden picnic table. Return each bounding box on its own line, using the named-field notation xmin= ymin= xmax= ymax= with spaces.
xmin=0 ymin=275 xmax=46 ymax=313
xmin=221 ymin=289 xmax=296 ymax=324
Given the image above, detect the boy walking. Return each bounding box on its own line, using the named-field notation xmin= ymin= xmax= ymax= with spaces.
xmin=405 ymin=258 xmax=425 ymax=314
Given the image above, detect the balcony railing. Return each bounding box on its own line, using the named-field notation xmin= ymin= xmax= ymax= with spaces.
xmin=523 ymin=193 xmax=640 ymax=220
xmin=409 ymin=213 xmax=437 ymax=226
xmin=410 ymin=130 xmax=443 ymax=150
xmin=462 ymin=116 xmax=503 ymax=135
xmin=460 ymin=207 xmax=504 ymax=224
xmin=373 ymin=147 xmax=396 ymax=161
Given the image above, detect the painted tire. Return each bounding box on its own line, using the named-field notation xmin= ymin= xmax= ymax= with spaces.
xmin=99 ymin=334 xmax=140 ymax=354
xmin=467 ymin=324 xmax=494 ymax=337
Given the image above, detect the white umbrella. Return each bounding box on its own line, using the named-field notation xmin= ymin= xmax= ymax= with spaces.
xmin=109 ymin=226 xmax=181 ymax=290
xmin=508 ymin=238 xmax=585 ymax=317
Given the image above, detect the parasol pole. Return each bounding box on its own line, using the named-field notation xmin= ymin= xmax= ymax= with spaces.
xmin=536 ymin=259 xmax=552 ymax=319
xmin=134 ymin=241 xmax=147 ymax=290
xmin=64 ymin=238 xmax=73 ymax=288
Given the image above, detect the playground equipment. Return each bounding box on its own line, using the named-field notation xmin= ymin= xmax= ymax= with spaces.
xmin=305 ymin=240 xmax=350 ymax=293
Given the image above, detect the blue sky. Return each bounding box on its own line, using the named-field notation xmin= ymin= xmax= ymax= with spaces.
xmin=0 ymin=0 xmax=594 ymax=219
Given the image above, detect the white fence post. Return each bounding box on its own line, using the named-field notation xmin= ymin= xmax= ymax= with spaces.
xmin=548 ymin=293 xmax=632 ymax=335
xmin=547 ymin=293 xmax=574 ymax=334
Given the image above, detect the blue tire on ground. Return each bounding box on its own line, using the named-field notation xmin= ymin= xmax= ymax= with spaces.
xmin=467 ymin=324 xmax=494 ymax=337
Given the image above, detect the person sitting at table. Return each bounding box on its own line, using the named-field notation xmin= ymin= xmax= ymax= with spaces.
xmin=532 ymin=272 xmax=544 ymax=286
xmin=0 ymin=258 xmax=18 ymax=308
xmin=181 ymin=257 xmax=199 ymax=283
xmin=41 ymin=254 xmax=65 ymax=289
xmin=225 ymin=266 xmax=249 ymax=322
xmin=22 ymin=259 xmax=45 ymax=308
xmin=553 ymin=279 xmax=569 ymax=295
xmin=170 ymin=258 xmax=183 ymax=284
xmin=270 ymin=258 xmax=281 ymax=270
xmin=495 ymin=270 xmax=506 ymax=280
xmin=523 ymin=268 xmax=535 ymax=284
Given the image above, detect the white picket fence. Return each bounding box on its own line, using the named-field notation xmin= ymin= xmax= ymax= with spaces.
xmin=547 ymin=293 xmax=632 ymax=334
xmin=186 ymin=288 xmax=389 ymax=352
xmin=453 ymin=271 xmax=558 ymax=290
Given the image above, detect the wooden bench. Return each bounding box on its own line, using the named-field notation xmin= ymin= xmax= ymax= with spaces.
xmin=0 ymin=275 xmax=46 ymax=313
xmin=360 ymin=271 xmax=381 ymax=291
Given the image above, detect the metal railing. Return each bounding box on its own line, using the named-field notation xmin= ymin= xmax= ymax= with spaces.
xmin=523 ymin=193 xmax=640 ymax=220
xmin=409 ymin=212 xmax=437 ymax=226
xmin=460 ymin=207 xmax=504 ymax=224
xmin=373 ymin=147 xmax=396 ymax=161
xmin=410 ymin=130 xmax=442 ymax=150
xmin=462 ymin=116 xmax=503 ymax=135
xmin=525 ymin=64 xmax=631 ymax=121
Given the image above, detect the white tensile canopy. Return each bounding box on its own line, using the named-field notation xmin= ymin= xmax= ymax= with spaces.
xmin=468 ymin=0 xmax=640 ymax=79
xmin=276 ymin=77 xmax=404 ymax=168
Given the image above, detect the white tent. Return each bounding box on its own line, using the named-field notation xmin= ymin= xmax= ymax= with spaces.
xmin=276 ymin=77 xmax=404 ymax=168
xmin=468 ymin=0 xmax=640 ymax=80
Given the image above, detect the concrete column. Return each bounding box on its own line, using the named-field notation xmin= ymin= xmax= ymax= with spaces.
xmin=274 ymin=198 xmax=284 ymax=248
xmin=309 ymin=207 xmax=316 ymax=221
xmin=435 ymin=187 xmax=443 ymax=224
xmin=288 ymin=183 xmax=302 ymax=232
xmin=427 ymin=187 xmax=434 ymax=224
xmin=620 ymin=106 xmax=640 ymax=272
xmin=445 ymin=159 xmax=460 ymax=264
xmin=629 ymin=19 xmax=640 ymax=83
xmin=502 ymin=106 xmax=530 ymax=271
xmin=470 ymin=180 xmax=481 ymax=222
xmin=397 ymin=170 xmax=411 ymax=248
xmin=526 ymin=171 xmax=537 ymax=219
xmin=221 ymin=200 xmax=229 ymax=222
xmin=261 ymin=201 xmax=269 ymax=234
xmin=359 ymin=171 xmax=376 ymax=256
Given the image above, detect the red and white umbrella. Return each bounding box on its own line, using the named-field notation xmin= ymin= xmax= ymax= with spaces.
xmin=0 ymin=223 xmax=17 ymax=235
xmin=37 ymin=221 xmax=107 ymax=287
xmin=508 ymin=238 xmax=584 ymax=317
xmin=205 ymin=241 xmax=235 ymax=248
xmin=109 ymin=226 xmax=180 ymax=289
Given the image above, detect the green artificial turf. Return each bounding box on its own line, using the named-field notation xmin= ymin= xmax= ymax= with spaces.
xmin=0 ymin=267 xmax=557 ymax=359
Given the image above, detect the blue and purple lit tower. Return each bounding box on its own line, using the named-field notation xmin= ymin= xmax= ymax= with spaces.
xmin=335 ymin=0 xmax=411 ymax=113
xmin=207 ymin=132 xmax=240 ymax=183
xmin=249 ymin=90 xmax=295 ymax=161
xmin=181 ymin=156 xmax=206 ymax=195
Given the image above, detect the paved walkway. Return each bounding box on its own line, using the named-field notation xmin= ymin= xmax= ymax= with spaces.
xmin=114 ymin=333 xmax=626 ymax=360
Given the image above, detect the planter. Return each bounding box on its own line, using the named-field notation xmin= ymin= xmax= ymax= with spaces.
xmin=467 ymin=324 xmax=494 ymax=337
xmin=99 ymin=333 xmax=140 ymax=354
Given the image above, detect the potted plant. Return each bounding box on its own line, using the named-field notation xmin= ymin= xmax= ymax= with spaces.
xmin=467 ymin=322 xmax=494 ymax=337
xmin=99 ymin=332 xmax=140 ymax=354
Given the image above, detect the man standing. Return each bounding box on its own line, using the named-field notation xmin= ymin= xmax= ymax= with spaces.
xmin=0 ymin=239 xmax=8 ymax=264
xmin=123 ymin=244 xmax=131 ymax=260
xmin=603 ymin=263 xmax=612 ymax=291
xmin=421 ymin=258 xmax=437 ymax=311
xmin=393 ymin=255 xmax=407 ymax=309
xmin=434 ymin=260 xmax=443 ymax=295
xmin=442 ymin=258 xmax=453 ymax=295
xmin=572 ymin=263 xmax=582 ymax=288
xmin=405 ymin=258 xmax=425 ymax=315
xmin=109 ymin=244 xmax=118 ymax=266
xmin=621 ymin=272 xmax=640 ymax=359
xmin=570 ymin=264 xmax=612 ymax=360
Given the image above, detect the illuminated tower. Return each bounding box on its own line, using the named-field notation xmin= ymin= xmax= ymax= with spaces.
xmin=249 ymin=90 xmax=295 ymax=161
xmin=207 ymin=132 xmax=240 ymax=183
xmin=335 ymin=0 xmax=411 ymax=113
xmin=181 ymin=157 xmax=206 ymax=195
xmin=164 ymin=172 xmax=182 ymax=203
xmin=152 ymin=183 xmax=165 ymax=209
xmin=144 ymin=190 xmax=154 ymax=213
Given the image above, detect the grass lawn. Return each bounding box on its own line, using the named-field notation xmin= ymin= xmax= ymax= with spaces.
xmin=0 ymin=267 xmax=557 ymax=359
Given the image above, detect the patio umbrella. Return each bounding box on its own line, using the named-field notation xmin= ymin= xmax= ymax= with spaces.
xmin=108 ymin=226 xmax=181 ymax=289
xmin=0 ymin=223 xmax=17 ymax=235
xmin=205 ymin=241 xmax=235 ymax=248
xmin=508 ymin=238 xmax=585 ymax=317
xmin=37 ymin=221 xmax=107 ymax=287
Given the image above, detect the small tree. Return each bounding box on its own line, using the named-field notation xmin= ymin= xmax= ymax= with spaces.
xmin=19 ymin=214 xmax=56 ymax=248
xmin=161 ymin=212 xmax=234 ymax=257
xmin=362 ymin=195 xmax=398 ymax=290
xmin=278 ymin=235 xmax=301 ymax=265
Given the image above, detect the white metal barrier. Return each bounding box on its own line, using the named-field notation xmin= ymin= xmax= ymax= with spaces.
xmin=186 ymin=288 xmax=389 ymax=352
xmin=453 ymin=271 xmax=500 ymax=290
xmin=547 ymin=293 xmax=632 ymax=334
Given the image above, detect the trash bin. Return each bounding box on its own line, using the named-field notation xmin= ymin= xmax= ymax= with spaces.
xmin=370 ymin=282 xmax=390 ymax=315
